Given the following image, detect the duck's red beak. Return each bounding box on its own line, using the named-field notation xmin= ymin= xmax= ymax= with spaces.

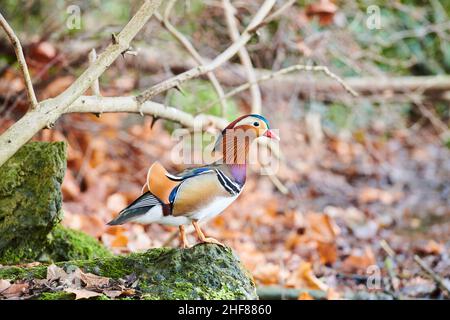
xmin=263 ymin=129 xmax=280 ymax=141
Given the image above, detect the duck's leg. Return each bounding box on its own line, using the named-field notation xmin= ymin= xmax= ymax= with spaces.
xmin=192 ymin=220 xmax=225 ymax=247
xmin=179 ymin=225 xmax=191 ymax=248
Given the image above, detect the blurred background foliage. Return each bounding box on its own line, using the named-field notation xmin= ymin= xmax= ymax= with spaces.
xmin=1 ymin=0 xmax=448 ymax=139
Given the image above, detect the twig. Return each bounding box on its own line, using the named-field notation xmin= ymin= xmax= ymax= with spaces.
xmin=223 ymin=0 xmax=262 ymax=114
xmin=0 ymin=12 xmax=38 ymax=109
xmin=250 ymin=0 xmax=296 ymax=31
xmin=88 ymin=49 xmax=101 ymax=96
xmin=136 ymin=0 xmax=276 ymax=103
xmin=154 ymin=6 xmax=228 ymax=116
xmin=257 ymin=285 xmax=326 ymax=300
xmin=414 ymin=255 xmax=450 ymax=296
xmin=202 ymin=64 xmax=358 ymax=113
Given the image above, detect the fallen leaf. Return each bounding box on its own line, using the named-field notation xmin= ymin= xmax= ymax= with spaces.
xmin=317 ymin=241 xmax=337 ymax=265
xmin=65 ymin=288 xmax=102 ymax=300
xmin=111 ymin=233 xmax=129 ymax=248
xmin=47 ymin=264 xmax=68 ymax=282
xmin=79 ymin=272 xmax=110 ymax=289
xmin=297 ymin=262 xmax=329 ymax=291
xmin=253 ymin=263 xmax=281 ymax=285
xmin=342 ymin=247 xmax=376 ymax=273
xmin=414 ymin=240 xmax=444 ymax=255
xmin=306 ymin=213 xmax=340 ymax=242
xmin=298 ymin=291 xmax=314 ymax=300
xmin=1 ymin=282 xmax=29 ymax=298
xmin=0 ymin=279 xmax=11 ymax=293
xmin=103 ymin=290 xmax=123 ymax=298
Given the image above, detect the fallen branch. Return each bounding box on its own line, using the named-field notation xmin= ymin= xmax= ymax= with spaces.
xmin=414 ymin=255 xmax=450 ymax=296
xmin=0 ymin=12 xmax=38 ymax=109
xmin=257 ymin=285 xmax=326 ymax=300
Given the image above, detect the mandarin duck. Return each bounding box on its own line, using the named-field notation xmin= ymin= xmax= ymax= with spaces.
xmin=107 ymin=114 xmax=279 ymax=247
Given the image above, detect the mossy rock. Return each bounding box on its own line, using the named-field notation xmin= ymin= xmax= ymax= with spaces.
xmin=0 ymin=141 xmax=66 ymax=264
xmin=0 ymin=141 xmax=111 ymax=264
xmin=0 ymin=244 xmax=258 ymax=300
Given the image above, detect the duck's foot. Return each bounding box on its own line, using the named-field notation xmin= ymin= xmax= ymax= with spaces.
xmin=192 ymin=220 xmax=225 ymax=247
xmin=200 ymin=237 xmax=225 ymax=247
xmin=179 ymin=225 xmax=191 ymax=249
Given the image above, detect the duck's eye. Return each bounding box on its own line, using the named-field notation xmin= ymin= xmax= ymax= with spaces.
xmin=253 ymin=122 xmax=259 ymax=127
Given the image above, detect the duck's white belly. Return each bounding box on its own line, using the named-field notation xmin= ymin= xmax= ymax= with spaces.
xmin=189 ymin=194 xmax=240 ymax=221
xmin=130 ymin=193 xmax=239 ymax=226
xmin=131 ymin=205 xmax=190 ymax=226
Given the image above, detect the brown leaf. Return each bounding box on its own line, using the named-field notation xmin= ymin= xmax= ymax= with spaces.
xmin=342 ymin=247 xmax=376 ymax=273
xmin=103 ymin=290 xmax=123 ymax=299
xmin=317 ymin=241 xmax=337 ymax=265
xmin=306 ymin=213 xmax=339 ymax=242
xmin=65 ymin=288 xmax=102 ymax=300
xmin=0 ymin=279 xmax=11 ymax=293
xmin=46 ymin=264 xmax=68 ymax=282
xmin=253 ymin=263 xmax=281 ymax=285
xmin=111 ymin=233 xmax=129 ymax=248
xmin=297 ymin=262 xmax=329 ymax=291
xmin=1 ymin=282 xmax=29 ymax=298
xmin=79 ymin=272 xmax=110 ymax=289
xmin=414 ymin=240 xmax=444 ymax=255
xmin=298 ymin=292 xmax=314 ymax=300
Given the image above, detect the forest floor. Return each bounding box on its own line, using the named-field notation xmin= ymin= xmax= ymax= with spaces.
xmin=45 ymin=101 xmax=449 ymax=299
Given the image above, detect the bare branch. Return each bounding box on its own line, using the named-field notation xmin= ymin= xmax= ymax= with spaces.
xmin=0 ymin=0 xmax=162 ymax=168
xmin=136 ymin=0 xmax=276 ymax=104
xmin=68 ymin=96 xmax=228 ymax=130
xmin=202 ymin=63 xmax=358 ymax=112
xmin=223 ymin=0 xmax=262 ymax=114
xmin=0 ymin=12 xmax=38 ymax=109
xmin=154 ymin=4 xmax=228 ymax=116
xmin=88 ymin=49 xmax=101 ymax=96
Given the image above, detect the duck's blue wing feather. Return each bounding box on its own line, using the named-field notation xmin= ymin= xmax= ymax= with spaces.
xmin=166 ymin=166 xmax=215 ymax=181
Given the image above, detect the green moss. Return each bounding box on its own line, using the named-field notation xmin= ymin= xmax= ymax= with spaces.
xmin=0 ymin=244 xmax=257 ymax=300
xmin=45 ymin=225 xmax=112 ymax=261
xmin=0 ymin=142 xmax=66 ymax=264
xmin=37 ymin=291 xmax=75 ymax=300
xmin=0 ymin=142 xmax=111 ymax=265
xmin=0 ymin=264 xmax=47 ymax=281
